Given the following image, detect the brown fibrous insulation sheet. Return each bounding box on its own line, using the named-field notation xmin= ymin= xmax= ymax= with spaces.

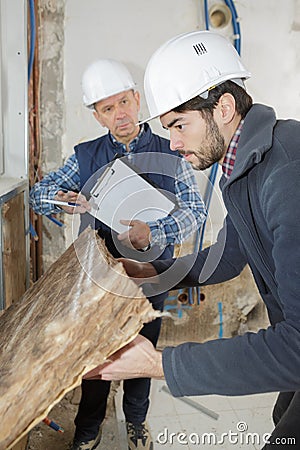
xmin=0 ymin=227 xmax=157 ymax=450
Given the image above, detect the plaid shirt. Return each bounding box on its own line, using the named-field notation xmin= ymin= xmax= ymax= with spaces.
xmin=222 ymin=120 xmax=244 ymax=179
xmin=30 ymin=129 xmax=207 ymax=247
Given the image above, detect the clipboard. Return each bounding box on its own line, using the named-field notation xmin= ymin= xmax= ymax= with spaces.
xmin=88 ymin=158 xmax=177 ymax=233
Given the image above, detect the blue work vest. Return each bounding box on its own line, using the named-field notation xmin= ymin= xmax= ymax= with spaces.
xmin=75 ymin=124 xmax=179 ymax=262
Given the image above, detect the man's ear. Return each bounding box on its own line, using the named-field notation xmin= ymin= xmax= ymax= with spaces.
xmin=93 ymin=109 xmax=104 ymax=127
xmin=216 ymin=93 xmax=236 ymax=125
xmin=134 ymin=90 xmax=141 ymax=109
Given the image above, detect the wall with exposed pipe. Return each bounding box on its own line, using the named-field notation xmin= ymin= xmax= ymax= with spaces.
xmin=63 ymin=0 xmax=300 ymax=143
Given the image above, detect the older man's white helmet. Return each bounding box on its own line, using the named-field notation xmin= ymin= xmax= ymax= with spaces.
xmin=142 ymin=30 xmax=251 ymax=122
xmin=82 ymin=59 xmax=136 ymax=108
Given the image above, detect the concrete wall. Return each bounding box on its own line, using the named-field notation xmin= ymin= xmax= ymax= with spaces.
xmin=63 ymin=0 xmax=300 ymax=149
xmin=39 ymin=0 xmax=300 ymax=259
xmin=38 ymin=0 xmax=66 ymax=267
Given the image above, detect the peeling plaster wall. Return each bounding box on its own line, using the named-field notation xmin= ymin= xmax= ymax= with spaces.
xmin=38 ymin=0 xmax=66 ymax=269
xmin=158 ymin=265 xmax=270 ymax=348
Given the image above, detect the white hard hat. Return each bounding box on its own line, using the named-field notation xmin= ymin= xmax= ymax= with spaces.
xmin=82 ymin=59 xmax=136 ymax=108
xmin=142 ymin=30 xmax=251 ymax=122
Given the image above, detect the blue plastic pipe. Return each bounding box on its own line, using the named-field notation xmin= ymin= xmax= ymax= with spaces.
xmin=224 ymin=0 xmax=241 ymax=54
xmin=28 ymin=0 xmax=36 ymax=81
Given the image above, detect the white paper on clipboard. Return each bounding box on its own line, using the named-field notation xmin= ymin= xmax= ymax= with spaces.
xmin=88 ymin=158 xmax=176 ymax=233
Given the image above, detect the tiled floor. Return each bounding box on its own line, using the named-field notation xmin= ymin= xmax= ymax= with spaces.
xmin=115 ymin=380 xmax=277 ymax=449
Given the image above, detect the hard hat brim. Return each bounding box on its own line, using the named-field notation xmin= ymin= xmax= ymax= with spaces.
xmin=138 ymin=75 xmax=251 ymax=125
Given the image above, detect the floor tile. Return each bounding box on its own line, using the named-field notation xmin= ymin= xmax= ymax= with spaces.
xmin=114 ymin=380 xmax=277 ymax=449
xmin=177 ymin=410 xmax=256 ymax=450
xmin=233 ymin=407 xmax=274 ymax=449
xmin=149 ymin=416 xmax=187 ymax=449
xmin=174 ymin=393 xmax=234 ymax=415
xmin=228 ymin=392 xmax=277 ymax=410
xmin=148 ymin=381 xmax=180 ymax=417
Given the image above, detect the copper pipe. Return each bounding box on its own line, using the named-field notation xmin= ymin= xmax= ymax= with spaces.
xmin=28 ymin=0 xmax=43 ymax=280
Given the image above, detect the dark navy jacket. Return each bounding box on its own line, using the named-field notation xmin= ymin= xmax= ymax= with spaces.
xmin=75 ymin=123 xmax=179 ymax=263
xmin=153 ymin=104 xmax=300 ymax=396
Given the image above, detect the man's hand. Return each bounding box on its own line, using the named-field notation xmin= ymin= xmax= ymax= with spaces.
xmin=117 ymin=220 xmax=151 ymax=249
xmin=54 ymin=190 xmax=90 ymax=214
xmin=118 ymin=258 xmax=158 ymax=284
xmin=83 ymin=335 xmax=164 ymax=381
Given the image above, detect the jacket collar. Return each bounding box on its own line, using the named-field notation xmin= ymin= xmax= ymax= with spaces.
xmin=223 ymin=104 xmax=277 ymax=187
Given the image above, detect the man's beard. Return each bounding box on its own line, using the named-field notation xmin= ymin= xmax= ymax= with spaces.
xmin=181 ymin=113 xmax=225 ymax=171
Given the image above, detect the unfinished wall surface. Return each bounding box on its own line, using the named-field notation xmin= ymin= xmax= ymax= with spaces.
xmin=63 ymin=0 xmax=202 ymax=149
xmin=158 ymin=266 xmax=269 ymax=348
xmin=63 ymin=0 xmax=300 ymax=149
xmin=38 ymin=0 xmax=66 ymax=270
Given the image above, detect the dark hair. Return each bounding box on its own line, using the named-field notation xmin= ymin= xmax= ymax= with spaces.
xmin=173 ymin=80 xmax=253 ymax=119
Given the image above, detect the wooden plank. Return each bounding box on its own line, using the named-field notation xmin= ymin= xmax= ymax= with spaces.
xmin=2 ymin=192 xmax=27 ymax=308
xmin=1 ymin=193 xmax=28 ymax=448
xmin=0 ymin=227 xmax=157 ymax=450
